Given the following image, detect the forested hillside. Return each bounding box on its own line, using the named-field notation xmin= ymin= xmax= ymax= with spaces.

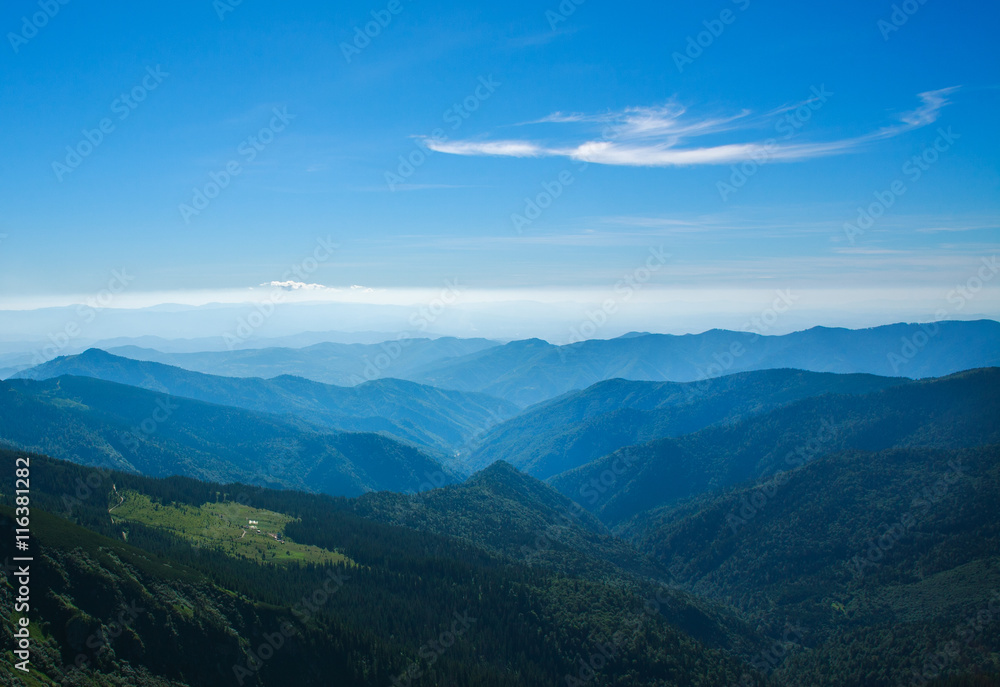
xmin=620 ymin=444 xmax=1000 ymax=686
xmin=465 ymin=369 xmax=906 ymax=477
xmin=0 ymin=376 xmax=455 ymax=496
xmin=548 ymin=368 xmax=1000 ymax=527
xmin=3 ymin=363 xmax=997 ymax=685
xmin=0 ymin=450 xmax=771 ymax=687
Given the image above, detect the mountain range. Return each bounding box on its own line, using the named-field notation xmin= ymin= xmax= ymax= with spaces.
xmin=15 ymin=348 xmax=518 ymax=454
xmin=407 ymin=321 xmax=1000 ymax=405
xmin=2 ymin=320 xmax=999 ymax=686
xmin=81 ymin=319 xmax=1000 ymax=406
xmin=465 ymin=369 xmax=908 ymax=478
xmin=100 ymin=336 xmax=499 ymax=388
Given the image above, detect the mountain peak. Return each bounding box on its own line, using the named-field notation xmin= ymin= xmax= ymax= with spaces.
xmin=506 ymin=338 xmax=551 ymax=349
xmin=79 ymin=347 xmax=115 ymax=359
xmin=467 ymin=460 xmax=525 ymax=485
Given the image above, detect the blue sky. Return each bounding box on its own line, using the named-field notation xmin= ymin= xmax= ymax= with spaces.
xmin=0 ymin=0 xmax=997 ymax=332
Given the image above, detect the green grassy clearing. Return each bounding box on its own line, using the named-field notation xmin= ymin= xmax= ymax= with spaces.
xmin=111 ymin=489 xmax=352 ymax=567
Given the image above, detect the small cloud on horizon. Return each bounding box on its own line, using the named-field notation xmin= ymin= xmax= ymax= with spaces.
xmin=261 ymin=280 xmax=330 ymax=291
xmin=256 ymin=281 xmax=377 ymax=294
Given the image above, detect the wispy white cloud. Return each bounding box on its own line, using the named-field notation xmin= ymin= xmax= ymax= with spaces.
xmin=518 ymin=102 xmax=750 ymax=137
xmin=507 ymin=27 xmax=579 ymax=49
xmin=354 ymin=182 xmax=487 ymax=192
xmin=601 ymin=216 xmax=704 ymax=229
xmin=915 ymin=223 xmax=997 ymax=233
xmin=897 ymin=87 xmax=958 ymax=127
xmin=522 ymin=111 xmax=591 ymax=125
xmin=422 ymin=88 xmax=959 ymax=168
xmin=427 ymin=140 xmax=548 ymax=157
xmin=832 ymin=247 xmax=914 ymax=255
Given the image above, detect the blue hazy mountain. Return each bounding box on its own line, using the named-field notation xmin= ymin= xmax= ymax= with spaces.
xmin=103 ymin=336 xmax=500 ymax=386
xmin=406 ymin=321 xmax=1000 ymax=405
xmin=93 ymin=321 xmax=999 ymax=407
xmin=15 ymin=348 xmax=518 ymax=454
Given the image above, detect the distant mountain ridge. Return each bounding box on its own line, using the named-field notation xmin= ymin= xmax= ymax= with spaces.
xmin=15 ymin=348 xmax=519 ymax=453
xmin=90 ymin=328 xmax=427 ymax=351
xmin=102 ymin=336 xmax=500 ymax=387
xmin=406 ymin=320 xmax=1000 ymax=405
xmin=93 ymin=320 xmax=1000 ymax=406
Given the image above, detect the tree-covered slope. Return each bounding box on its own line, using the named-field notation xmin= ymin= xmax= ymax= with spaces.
xmin=548 ymin=368 xmax=1000 ymax=527
xmin=0 ymin=376 xmax=455 ymax=497
xmin=619 ymin=444 xmax=1000 ymax=686
xmin=0 ymin=450 xmax=772 ymax=687
xmin=465 ymin=369 xmax=907 ymax=478
xmin=352 ymin=460 xmax=667 ymax=582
